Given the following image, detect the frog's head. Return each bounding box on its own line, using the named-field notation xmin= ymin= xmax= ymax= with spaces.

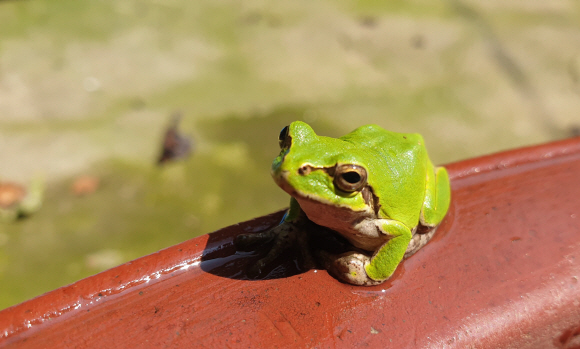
xmin=271 ymin=121 xmax=373 ymax=214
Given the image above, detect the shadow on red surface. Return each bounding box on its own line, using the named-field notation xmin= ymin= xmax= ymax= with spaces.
xmin=1 ymin=137 xmax=580 ymax=348
xmin=199 ymin=210 xmax=306 ymax=281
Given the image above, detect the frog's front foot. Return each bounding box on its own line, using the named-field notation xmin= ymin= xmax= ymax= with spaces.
xmin=233 ymin=230 xmax=276 ymax=251
xmin=318 ymin=250 xmax=383 ymax=286
xmin=234 ymin=222 xmax=315 ymax=278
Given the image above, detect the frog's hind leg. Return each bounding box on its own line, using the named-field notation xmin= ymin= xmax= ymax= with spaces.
xmin=404 ymin=224 xmax=438 ymax=258
xmin=420 ymin=165 xmax=451 ymax=227
xmin=404 ymin=165 xmax=449 ymax=258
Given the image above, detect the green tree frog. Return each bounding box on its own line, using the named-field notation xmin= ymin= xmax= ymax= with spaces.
xmin=235 ymin=121 xmax=451 ymax=286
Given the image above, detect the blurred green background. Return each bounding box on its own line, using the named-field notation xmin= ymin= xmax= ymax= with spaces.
xmin=0 ymin=0 xmax=579 ymax=310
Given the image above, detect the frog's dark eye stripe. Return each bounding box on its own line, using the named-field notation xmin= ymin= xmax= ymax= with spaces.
xmin=334 ymin=164 xmax=367 ymax=193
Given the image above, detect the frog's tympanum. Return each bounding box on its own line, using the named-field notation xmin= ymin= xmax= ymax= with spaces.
xmin=235 ymin=121 xmax=451 ymax=286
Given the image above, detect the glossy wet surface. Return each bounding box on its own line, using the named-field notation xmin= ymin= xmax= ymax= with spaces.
xmin=1 ymin=137 xmax=579 ymax=348
xmin=3 ymin=0 xmax=580 ymax=310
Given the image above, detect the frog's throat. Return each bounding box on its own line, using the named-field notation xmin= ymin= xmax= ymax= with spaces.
xmin=274 ymin=170 xmax=378 ymax=217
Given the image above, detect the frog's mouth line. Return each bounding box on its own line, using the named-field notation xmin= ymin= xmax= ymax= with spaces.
xmin=273 ymin=168 xmax=381 ymax=217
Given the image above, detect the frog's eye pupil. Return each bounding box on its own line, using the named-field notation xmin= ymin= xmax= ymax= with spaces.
xmin=342 ymin=172 xmax=361 ymax=184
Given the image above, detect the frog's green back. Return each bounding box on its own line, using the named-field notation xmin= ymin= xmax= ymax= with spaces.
xmin=340 ymin=125 xmax=430 ymax=228
xmin=340 ymin=124 xmax=425 ymax=154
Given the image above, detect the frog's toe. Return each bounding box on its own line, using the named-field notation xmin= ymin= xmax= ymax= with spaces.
xmin=244 ymin=234 xmax=293 ymax=278
xmin=233 ymin=232 xmax=275 ymax=250
xmin=318 ymin=250 xmax=383 ymax=286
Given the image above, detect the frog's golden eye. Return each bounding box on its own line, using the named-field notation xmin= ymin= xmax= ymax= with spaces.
xmin=278 ymin=125 xmax=291 ymax=149
xmin=334 ymin=164 xmax=367 ymax=193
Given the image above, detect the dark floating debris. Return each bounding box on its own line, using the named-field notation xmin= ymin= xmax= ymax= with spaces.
xmin=157 ymin=112 xmax=193 ymax=165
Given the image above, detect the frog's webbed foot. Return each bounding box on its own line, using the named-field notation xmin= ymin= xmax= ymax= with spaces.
xmin=318 ymin=250 xmax=383 ymax=286
xmin=234 ymin=222 xmax=315 ymax=278
xmin=404 ymin=224 xmax=438 ymax=258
